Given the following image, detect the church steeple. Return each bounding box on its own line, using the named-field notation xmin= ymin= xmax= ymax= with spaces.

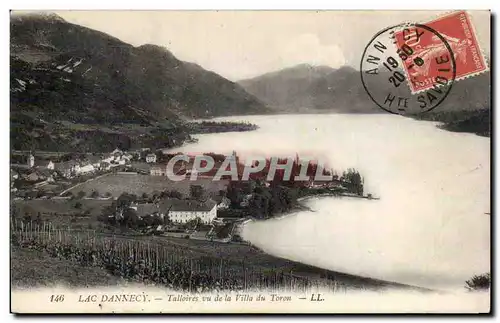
xmin=27 ymin=151 xmax=35 ymax=168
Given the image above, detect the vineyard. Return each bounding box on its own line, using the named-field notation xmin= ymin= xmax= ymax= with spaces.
xmin=11 ymin=220 xmax=350 ymax=293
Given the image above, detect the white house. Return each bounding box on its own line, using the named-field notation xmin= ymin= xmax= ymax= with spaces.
xmin=161 ymin=199 xmax=217 ymax=225
xmin=150 ymin=164 xmax=166 ymax=176
xmin=78 ymin=163 xmax=95 ymax=174
xmin=146 ymin=153 xmax=157 ymax=163
xmin=102 ymin=155 xmax=114 ymax=164
xmin=127 ymin=198 xmax=217 ymax=225
xmin=36 ymin=160 xmax=55 ymax=170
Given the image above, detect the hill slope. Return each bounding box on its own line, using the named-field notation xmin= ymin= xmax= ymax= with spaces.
xmin=239 ymin=64 xmax=490 ymax=114
xmin=10 ymin=12 xmax=269 ymax=152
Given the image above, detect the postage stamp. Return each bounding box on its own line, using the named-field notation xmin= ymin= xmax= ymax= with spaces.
xmin=392 ymin=10 xmax=489 ymax=94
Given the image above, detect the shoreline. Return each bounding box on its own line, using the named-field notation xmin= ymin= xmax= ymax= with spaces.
xmin=248 ymin=192 xmax=378 ymax=222
xmin=236 ymin=193 xmax=439 ymax=292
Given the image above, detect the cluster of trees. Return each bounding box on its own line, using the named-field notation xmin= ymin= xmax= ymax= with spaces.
xmin=186 ymin=121 xmax=259 ymax=134
xmin=15 ymin=190 xmax=53 ymax=200
xmin=189 ymin=184 xmax=207 ymax=200
xmin=224 ymin=180 xmax=298 ymax=219
xmin=340 ymin=169 xmax=364 ymax=196
xmin=99 ymin=193 xmax=166 ymax=229
xmin=412 ymin=108 xmax=490 ymax=137
xmin=217 ymin=153 xmax=365 ymax=219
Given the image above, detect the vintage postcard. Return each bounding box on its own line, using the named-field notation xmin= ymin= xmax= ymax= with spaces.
xmin=10 ymin=10 xmax=491 ymax=314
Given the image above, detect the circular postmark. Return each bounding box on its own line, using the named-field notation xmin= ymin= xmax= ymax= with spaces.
xmin=360 ymin=23 xmax=457 ymax=115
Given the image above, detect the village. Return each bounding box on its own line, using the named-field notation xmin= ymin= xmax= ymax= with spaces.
xmin=10 ymin=148 xmax=244 ymax=242
xmin=10 ymin=147 xmax=362 ymax=244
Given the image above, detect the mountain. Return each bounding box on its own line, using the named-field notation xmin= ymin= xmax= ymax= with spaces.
xmin=239 ymin=64 xmax=380 ymax=113
xmin=239 ymin=63 xmax=491 ymax=114
xmin=10 ymin=12 xmax=269 ymax=152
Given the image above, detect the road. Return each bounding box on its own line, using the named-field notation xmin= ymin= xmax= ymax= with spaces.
xmin=58 ymin=172 xmax=112 ymax=196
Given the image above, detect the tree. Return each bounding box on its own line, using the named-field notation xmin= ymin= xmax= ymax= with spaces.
xmin=156 ymin=150 xmax=165 ymax=162
xmin=142 ymin=192 xmax=149 ymax=200
xmin=35 ymin=212 xmax=42 ymax=225
xmin=74 ymin=202 xmax=83 ymax=209
xmin=90 ymin=190 xmax=99 ymax=198
xmin=117 ymin=193 xmax=136 ymax=210
xmin=25 ymin=191 xmax=37 ymax=200
xmin=142 ymin=214 xmax=155 ymax=227
xmin=121 ymin=208 xmax=139 ymax=229
xmin=465 ymin=273 xmax=491 ymax=291
xmin=77 ymin=191 xmax=86 ymax=199
xmin=168 ymin=190 xmax=183 ymax=199
xmin=185 ymin=217 xmax=201 ymax=230
xmin=226 ymin=181 xmax=243 ymax=207
xmin=151 ymin=215 xmax=164 ymax=226
xmin=342 ymin=169 xmax=364 ymax=196
xmin=163 ymin=213 xmax=172 ymax=225
xmin=105 ymin=192 xmax=112 ymax=198
xmin=140 ymin=149 xmax=150 ymax=161
xmin=190 ymin=184 xmax=205 ymax=200
xmin=99 ymin=205 xmax=117 ymax=225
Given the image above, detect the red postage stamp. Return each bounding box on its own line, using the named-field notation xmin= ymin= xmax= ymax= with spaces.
xmin=392 ymin=11 xmax=489 ymax=94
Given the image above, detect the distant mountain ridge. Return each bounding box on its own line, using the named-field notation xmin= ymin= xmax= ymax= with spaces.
xmin=238 ymin=63 xmax=490 ymax=114
xmin=10 ymin=12 xmax=269 ymax=152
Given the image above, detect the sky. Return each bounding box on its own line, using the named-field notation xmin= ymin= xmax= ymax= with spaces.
xmin=32 ymin=11 xmax=492 ymax=81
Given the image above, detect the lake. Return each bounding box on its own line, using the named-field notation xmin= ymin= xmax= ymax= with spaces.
xmin=167 ymin=114 xmax=490 ymax=291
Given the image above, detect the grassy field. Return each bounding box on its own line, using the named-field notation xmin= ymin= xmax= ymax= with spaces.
xmin=11 ymin=246 xmax=123 ymax=288
xmin=38 ymin=184 xmax=62 ymax=192
xmin=12 ymin=199 xmax=113 ymax=230
xmin=67 ymin=173 xmax=229 ymax=197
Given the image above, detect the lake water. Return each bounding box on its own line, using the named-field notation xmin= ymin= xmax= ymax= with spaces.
xmin=168 ymin=114 xmax=490 ymax=291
